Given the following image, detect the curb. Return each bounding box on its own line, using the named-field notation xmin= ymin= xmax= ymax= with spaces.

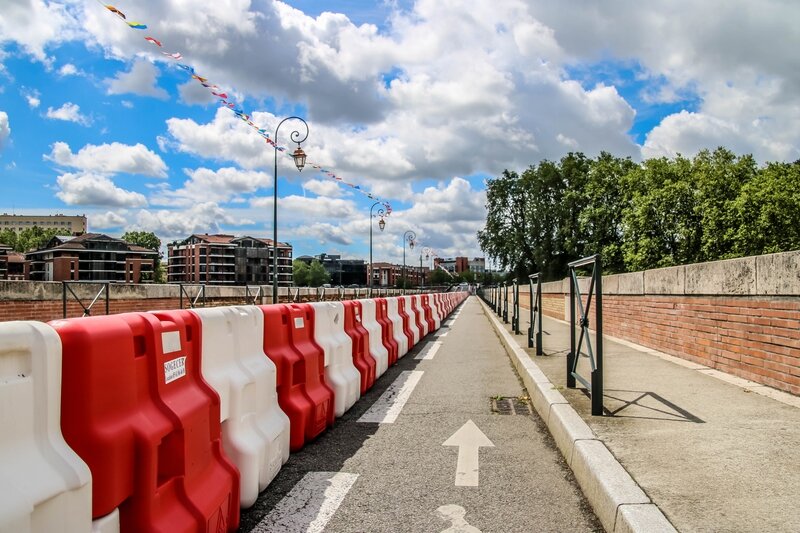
xmin=476 ymin=297 xmax=677 ymax=533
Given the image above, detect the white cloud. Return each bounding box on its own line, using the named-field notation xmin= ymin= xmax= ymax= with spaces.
xmin=91 ymin=210 xmax=128 ymax=229
xmin=22 ymin=87 xmax=40 ymax=108
xmin=106 ymin=60 xmax=168 ymax=99
xmin=302 ymin=179 xmax=347 ymax=198
xmin=0 ymin=0 xmax=78 ymax=62
xmin=58 ymin=63 xmax=79 ymax=76
xmin=251 ymin=195 xmax=358 ymax=221
xmin=177 ymin=80 xmax=216 ymax=105
xmin=45 ymin=102 xmax=90 ymax=126
xmin=0 ymin=111 xmax=9 ymax=150
xmin=56 ymin=172 xmax=148 ymax=207
xmin=151 ymin=166 xmax=272 ymax=206
xmin=121 ymin=100 xmax=133 ymax=109
xmin=133 ymin=203 xmax=242 ymax=240
xmin=46 ymin=141 xmax=168 ymax=177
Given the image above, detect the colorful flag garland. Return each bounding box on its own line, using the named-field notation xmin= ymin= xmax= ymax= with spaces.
xmin=96 ymin=1 xmax=393 ymax=215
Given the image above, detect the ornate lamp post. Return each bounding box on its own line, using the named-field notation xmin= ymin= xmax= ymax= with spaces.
xmin=420 ymin=246 xmax=432 ymax=290
xmin=368 ymin=201 xmax=386 ymax=296
xmin=402 ymin=230 xmax=416 ymax=290
xmin=272 ymin=116 xmax=308 ymax=303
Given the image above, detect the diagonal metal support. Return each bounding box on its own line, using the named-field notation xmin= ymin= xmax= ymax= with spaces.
xmin=62 ymin=281 xmax=110 ymax=318
xmin=528 ymin=273 xmax=543 ymax=354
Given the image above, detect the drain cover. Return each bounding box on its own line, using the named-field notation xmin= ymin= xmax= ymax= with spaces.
xmin=491 ymin=396 xmax=532 ymax=415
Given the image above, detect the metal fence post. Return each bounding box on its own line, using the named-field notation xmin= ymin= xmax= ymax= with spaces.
xmin=567 ymin=271 xmax=576 ymax=388
xmin=592 ymin=256 xmax=604 ymax=416
xmin=502 ymin=282 xmax=509 ymax=323
xmin=512 ymin=278 xmax=520 ymax=334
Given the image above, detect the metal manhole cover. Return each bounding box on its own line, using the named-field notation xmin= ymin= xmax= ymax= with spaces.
xmin=491 ymin=396 xmax=532 ymax=415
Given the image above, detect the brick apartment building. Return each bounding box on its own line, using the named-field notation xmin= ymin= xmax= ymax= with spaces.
xmin=0 ymin=243 xmax=29 ymax=280
xmin=26 ymin=233 xmax=157 ymax=282
xmin=296 ymin=253 xmax=367 ymax=286
xmin=167 ymin=234 xmax=293 ymax=286
xmin=369 ymin=262 xmax=429 ymax=287
xmin=434 ymin=256 xmax=485 ymax=274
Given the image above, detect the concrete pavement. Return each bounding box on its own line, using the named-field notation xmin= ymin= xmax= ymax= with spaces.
xmin=480 ymin=295 xmax=800 ymax=533
xmin=240 ymin=296 xmax=602 ymax=532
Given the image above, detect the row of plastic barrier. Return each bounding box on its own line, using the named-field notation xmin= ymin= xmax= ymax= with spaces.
xmin=0 ymin=292 xmax=468 ymax=532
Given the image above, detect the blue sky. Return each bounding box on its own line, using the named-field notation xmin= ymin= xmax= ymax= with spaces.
xmin=1 ymin=0 xmax=798 ymax=262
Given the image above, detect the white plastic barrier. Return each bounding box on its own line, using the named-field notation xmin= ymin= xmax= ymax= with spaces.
xmin=310 ymin=302 xmax=360 ymax=417
xmin=412 ymin=295 xmax=430 ymax=337
xmin=426 ymin=294 xmax=442 ymax=330
xmin=358 ymin=299 xmax=389 ymax=378
xmin=0 ymin=321 xmax=92 ymax=533
xmin=192 ymin=306 xmax=290 ymax=509
xmin=386 ymin=297 xmax=410 ymax=356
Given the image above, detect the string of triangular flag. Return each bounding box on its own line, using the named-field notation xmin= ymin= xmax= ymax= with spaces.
xmin=95 ymin=1 xmax=393 ymax=215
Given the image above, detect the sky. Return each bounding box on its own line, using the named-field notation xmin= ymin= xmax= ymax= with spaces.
xmin=0 ymin=0 xmax=798 ymax=265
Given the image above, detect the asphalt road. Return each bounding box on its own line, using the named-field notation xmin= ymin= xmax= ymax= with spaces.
xmin=240 ymin=296 xmax=601 ymax=533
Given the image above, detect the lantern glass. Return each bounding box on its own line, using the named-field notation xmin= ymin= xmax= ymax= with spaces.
xmin=292 ymin=146 xmax=307 ymax=171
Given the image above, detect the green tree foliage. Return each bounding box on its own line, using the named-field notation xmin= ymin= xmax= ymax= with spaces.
xmin=307 ymin=259 xmax=331 ymax=287
xmin=428 ymin=268 xmax=451 ymax=285
xmin=0 ymin=226 xmax=72 ymax=253
xmin=479 ymin=148 xmax=800 ymax=278
xmin=293 ymin=259 xmax=310 ymax=286
xmin=122 ymin=230 xmax=165 ymax=283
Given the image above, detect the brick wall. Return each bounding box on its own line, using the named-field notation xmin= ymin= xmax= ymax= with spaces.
xmin=492 ymin=251 xmax=800 ymax=397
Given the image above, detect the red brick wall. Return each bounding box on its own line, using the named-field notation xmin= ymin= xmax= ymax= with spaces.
xmin=515 ymin=292 xmax=800 ymax=396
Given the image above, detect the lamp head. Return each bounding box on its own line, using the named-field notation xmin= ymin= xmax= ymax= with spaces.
xmin=292 ymin=145 xmax=307 ymax=171
xmin=378 ymin=217 xmax=386 ymax=231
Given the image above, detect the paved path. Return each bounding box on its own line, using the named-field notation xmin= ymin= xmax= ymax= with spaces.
xmin=240 ymin=297 xmax=601 ymax=532
xmin=494 ymin=298 xmax=800 ymax=533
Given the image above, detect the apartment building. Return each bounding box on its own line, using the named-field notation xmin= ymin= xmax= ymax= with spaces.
xmin=167 ymin=234 xmax=293 ymax=286
xmin=26 ymin=233 xmax=157 ymax=282
xmin=369 ymin=262 xmax=429 ymax=287
xmin=0 ymin=213 xmax=87 ymax=234
xmin=434 ymin=256 xmax=485 ymax=274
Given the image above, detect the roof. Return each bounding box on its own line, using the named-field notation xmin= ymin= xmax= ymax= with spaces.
xmin=193 ymin=233 xmax=236 ymax=244
xmin=27 ymin=233 xmax=158 ymax=256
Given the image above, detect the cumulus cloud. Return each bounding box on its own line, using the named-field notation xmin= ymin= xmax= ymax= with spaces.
xmin=46 ymin=141 xmax=168 ymax=177
xmin=133 ymin=203 xmax=242 ymax=240
xmin=151 ymin=166 xmax=272 ymax=206
xmin=21 ymin=87 xmax=40 ymax=108
xmin=0 ymin=0 xmax=78 ymax=62
xmin=177 ymin=80 xmax=217 ymax=105
xmin=56 ymin=172 xmax=148 ymax=207
xmin=91 ymin=210 xmax=128 ymax=229
xmin=106 ymin=60 xmax=169 ymax=99
xmin=45 ymin=102 xmax=91 ymax=125
xmin=302 ymin=179 xmax=348 ymax=198
xmin=58 ymin=63 xmax=79 ymax=77
xmin=0 ymin=111 xmax=9 ymax=150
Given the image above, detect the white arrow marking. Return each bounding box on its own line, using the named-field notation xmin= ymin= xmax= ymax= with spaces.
xmin=442 ymin=420 xmax=495 ymax=486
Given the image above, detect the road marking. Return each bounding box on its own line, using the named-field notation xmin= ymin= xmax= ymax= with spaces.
xmin=443 ymin=420 xmax=495 ymax=486
xmin=436 ymin=504 xmax=482 ymax=533
xmin=415 ymin=340 xmax=442 ymax=360
xmin=358 ymin=370 xmax=424 ymax=423
xmin=434 ymin=331 xmax=449 ymax=338
xmin=254 ymin=472 xmax=358 ymax=533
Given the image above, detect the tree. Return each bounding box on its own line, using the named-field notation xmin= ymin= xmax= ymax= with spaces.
xmin=2 ymin=226 xmax=72 ymax=253
xmin=293 ymin=260 xmax=310 ymax=286
xmin=307 ymin=259 xmax=331 ymax=287
xmin=428 ymin=268 xmax=451 ymax=286
xmin=122 ymin=231 xmax=164 ymax=283
xmin=732 ymin=161 xmax=800 ymax=256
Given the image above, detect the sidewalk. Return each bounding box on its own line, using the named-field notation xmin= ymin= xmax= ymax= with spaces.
xmin=480 ymin=297 xmax=800 ymax=533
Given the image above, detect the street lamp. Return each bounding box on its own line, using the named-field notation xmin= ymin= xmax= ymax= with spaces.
xmin=272 ymin=116 xmax=309 ymax=303
xmin=420 ymin=246 xmax=432 ymax=290
xmin=402 ymin=230 xmax=416 ymax=291
xmin=368 ymin=201 xmax=386 ymax=296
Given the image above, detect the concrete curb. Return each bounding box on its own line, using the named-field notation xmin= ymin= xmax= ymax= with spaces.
xmin=477 ymin=297 xmax=677 ymax=533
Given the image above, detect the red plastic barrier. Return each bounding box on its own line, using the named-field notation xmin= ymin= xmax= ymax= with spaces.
xmin=433 ymin=293 xmax=444 ymax=320
xmin=396 ymin=297 xmax=416 ymax=348
xmin=374 ymin=298 xmax=399 ymax=366
xmin=421 ymin=295 xmax=436 ymax=332
xmin=260 ymin=304 xmax=334 ymax=452
xmin=52 ymin=311 xmax=240 ymax=532
xmin=342 ymin=301 xmax=376 ymax=395
xmin=409 ymin=296 xmax=427 ymax=339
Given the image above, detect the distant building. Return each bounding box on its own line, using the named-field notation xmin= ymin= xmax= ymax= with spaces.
xmin=369 ymin=262 xmax=429 ymax=287
xmin=434 ymin=256 xmax=486 ymax=274
xmin=167 ymin=234 xmax=293 ymax=286
xmin=297 ymin=253 xmax=367 ymax=286
xmin=26 ymin=233 xmax=157 ymax=282
xmin=0 ymin=213 xmax=87 ymax=235
xmin=0 ymin=243 xmax=28 ymax=280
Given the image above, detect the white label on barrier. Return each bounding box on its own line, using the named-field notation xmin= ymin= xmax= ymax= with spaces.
xmin=161 ymin=330 xmax=181 ymax=353
xmin=164 ymin=357 xmax=187 ymax=384
xmin=294 ymin=317 xmax=305 ymax=329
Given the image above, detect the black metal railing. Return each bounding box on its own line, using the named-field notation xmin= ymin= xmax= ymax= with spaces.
xmin=528 ymin=273 xmax=543 ymax=355
xmin=512 ymin=278 xmax=520 ymax=334
xmin=502 ymin=281 xmax=509 ymax=323
xmin=245 ymin=285 xmax=262 ymax=305
xmin=178 ymin=283 xmax=206 ymax=309
xmin=62 ymin=281 xmax=110 ymax=318
xmin=567 ymin=254 xmax=604 ymax=416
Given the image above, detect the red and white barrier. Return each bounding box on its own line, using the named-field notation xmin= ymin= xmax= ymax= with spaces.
xmin=310 ymin=302 xmax=361 ymax=417
xmin=358 ymin=299 xmax=389 ymax=378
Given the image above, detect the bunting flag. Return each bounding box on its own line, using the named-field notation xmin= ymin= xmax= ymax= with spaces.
xmin=96 ymin=0 xmax=393 ymax=215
